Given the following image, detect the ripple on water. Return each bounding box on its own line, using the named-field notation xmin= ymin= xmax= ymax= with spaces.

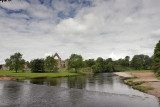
xmin=0 ymin=73 xmax=159 ymax=107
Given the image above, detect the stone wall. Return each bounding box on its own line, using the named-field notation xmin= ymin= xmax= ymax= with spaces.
xmin=0 ymin=64 xmax=9 ymax=70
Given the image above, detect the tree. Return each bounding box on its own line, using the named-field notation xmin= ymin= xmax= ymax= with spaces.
xmin=0 ymin=65 xmax=2 ymax=69
xmin=92 ymin=57 xmax=106 ymax=73
xmin=84 ymin=59 xmax=95 ymax=67
xmin=44 ymin=56 xmax=58 ymax=72
xmin=131 ymin=54 xmax=152 ymax=70
xmin=5 ymin=52 xmax=25 ymax=73
xmin=68 ymin=54 xmax=83 ymax=73
xmin=131 ymin=55 xmax=143 ymax=70
xmin=153 ymin=40 xmax=160 ymax=73
xmin=125 ymin=56 xmax=130 ymax=67
xmin=25 ymin=61 xmax=30 ymax=68
xmin=143 ymin=56 xmax=153 ymax=70
xmin=30 ymin=59 xmax=44 ymax=73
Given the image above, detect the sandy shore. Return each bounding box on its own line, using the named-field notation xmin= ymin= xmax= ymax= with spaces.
xmin=114 ymin=72 xmax=160 ymax=100
xmin=0 ymin=76 xmax=11 ymax=80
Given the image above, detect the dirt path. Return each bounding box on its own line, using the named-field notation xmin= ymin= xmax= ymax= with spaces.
xmin=126 ymin=72 xmax=160 ymax=82
xmin=115 ymin=72 xmax=160 ymax=100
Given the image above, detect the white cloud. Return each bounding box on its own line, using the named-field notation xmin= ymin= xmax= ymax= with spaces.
xmin=124 ymin=17 xmax=134 ymax=24
xmin=0 ymin=0 xmax=29 ymax=10
xmin=55 ymin=18 xmax=88 ymax=36
xmin=0 ymin=0 xmax=160 ymax=64
xmin=152 ymin=29 xmax=160 ymax=36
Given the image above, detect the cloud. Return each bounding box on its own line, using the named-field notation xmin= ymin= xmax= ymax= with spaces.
xmin=0 ymin=0 xmax=29 ymax=10
xmin=124 ymin=17 xmax=134 ymax=24
xmin=0 ymin=0 xmax=160 ymax=64
xmin=152 ymin=29 xmax=160 ymax=36
xmin=55 ymin=18 xmax=88 ymax=36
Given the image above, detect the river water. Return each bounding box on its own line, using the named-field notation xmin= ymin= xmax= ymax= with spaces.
xmin=0 ymin=73 xmax=159 ymax=107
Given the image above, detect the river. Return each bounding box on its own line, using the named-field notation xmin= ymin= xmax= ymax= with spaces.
xmin=0 ymin=73 xmax=159 ymax=107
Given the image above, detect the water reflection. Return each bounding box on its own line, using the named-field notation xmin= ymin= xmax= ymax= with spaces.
xmin=28 ymin=73 xmax=148 ymax=96
xmin=0 ymin=73 xmax=159 ymax=107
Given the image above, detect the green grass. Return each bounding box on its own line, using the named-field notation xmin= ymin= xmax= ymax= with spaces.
xmin=124 ymin=70 xmax=152 ymax=72
xmin=127 ymin=81 xmax=145 ymax=86
xmin=126 ymin=76 xmax=138 ymax=82
xmin=132 ymin=86 xmax=154 ymax=92
xmin=157 ymin=77 xmax=160 ymax=80
xmin=125 ymin=77 xmax=146 ymax=86
xmin=0 ymin=70 xmax=81 ymax=79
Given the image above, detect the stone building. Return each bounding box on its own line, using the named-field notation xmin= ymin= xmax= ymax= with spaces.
xmin=0 ymin=64 xmax=9 ymax=70
xmin=53 ymin=53 xmax=67 ymax=68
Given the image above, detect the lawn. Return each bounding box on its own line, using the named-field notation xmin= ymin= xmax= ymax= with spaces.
xmin=124 ymin=70 xmax=152 ymax=72
xmin=0 ymin=70 xmax=81 ymax=79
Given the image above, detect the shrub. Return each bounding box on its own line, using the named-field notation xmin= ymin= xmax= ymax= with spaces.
xmin=30 ymin=59 xmax=44 ymax=73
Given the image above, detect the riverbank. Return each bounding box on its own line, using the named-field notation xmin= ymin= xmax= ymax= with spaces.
xmin=0 ymin=70 xmax=90 ymax=80
xmin=114 ymin=71 xmax=160 ymax=100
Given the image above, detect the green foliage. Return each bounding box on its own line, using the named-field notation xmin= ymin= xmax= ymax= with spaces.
xmin=126 ymin=80 xmax=145 ymax=86
xmin=44 ymin=56 xmax=58 ymax=72
xmin=131 ymin=54 xmax=152 ymax=70
xmin=125 ymin=56 xmax=130 ymax=67
xmin=0 ymin=65 xmax=2 ymax=69
xmin=30 ymin=59 xmax=44 ymax=73
xmin=92 ymin=57 xmax=105 ymax=73
xmin=25 ymin=61 xmax=30 ymax=68
xmin=92 ymin=57 xmax=131 ymax=73
xmin=68 ymin=54 xmax=83 ymax=73
xmin=153 ymin=40 xmax=160 ymax=75
xmin=84 ymin=59 xmax=95 ymax=67
xmin=132 ymin=86 xmax=153 ymax=92
xmin=5 ymin=52 xmax=25 ymax=73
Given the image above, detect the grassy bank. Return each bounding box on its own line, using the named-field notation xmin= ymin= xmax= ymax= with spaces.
xmin=0 ymin=70 xmax=84 ymax=80
xmin=132 ymin=86 xmax=154 ymax=92
xmin=125 ymin=78 xmax=153 ymax=92
xmin=124 ymin=75 xmax=154 ymax=92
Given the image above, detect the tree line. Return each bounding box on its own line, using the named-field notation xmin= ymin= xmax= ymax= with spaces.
xmin=5 ymin=54 xmax=58 ymax=73
xmin=3 ymin=40 xmax=160 ymax=76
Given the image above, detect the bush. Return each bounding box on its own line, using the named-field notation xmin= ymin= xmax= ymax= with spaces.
xmin=30 ymin=59 xmax=44 ymax=73
xmin=156 ymin=70 xmax=160 ymax=77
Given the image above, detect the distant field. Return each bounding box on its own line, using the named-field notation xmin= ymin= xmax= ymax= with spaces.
xmin=124 ymin=70 xmax=152 ymax=72
xmin=0 ymin=70 xmax=80 ymax=79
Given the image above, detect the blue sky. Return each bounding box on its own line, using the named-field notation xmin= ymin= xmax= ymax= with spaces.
xmin=0 ymin=0 xmax=160 ymax=63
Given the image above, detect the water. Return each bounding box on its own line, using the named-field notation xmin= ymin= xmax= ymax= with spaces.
xmin=0 ymin=73 xmax=159 ymax=107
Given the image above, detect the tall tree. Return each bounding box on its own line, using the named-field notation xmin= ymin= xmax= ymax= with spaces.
xmin=131 ymin=54 xmax=152 ymax=70
xmin=68 ymin=54 xmax=83 ymax=72
xmin=153 ymin=40 xmax=160 ymax=73
xmin=44 ymin=56 xmax=58 ymax=72
xmin=131 ymin=55 xmax=143 ymax=70
xmin=125 ymin=56 xmax=130 ymax=67
xmin=5 ymin=52 xmax=25 ymax=73
xmin=92 ymin=57 xmax=105 ymax=73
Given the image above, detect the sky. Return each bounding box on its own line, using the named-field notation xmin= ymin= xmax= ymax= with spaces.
xmin=0 ymin=0 xmax=160 ymax=64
